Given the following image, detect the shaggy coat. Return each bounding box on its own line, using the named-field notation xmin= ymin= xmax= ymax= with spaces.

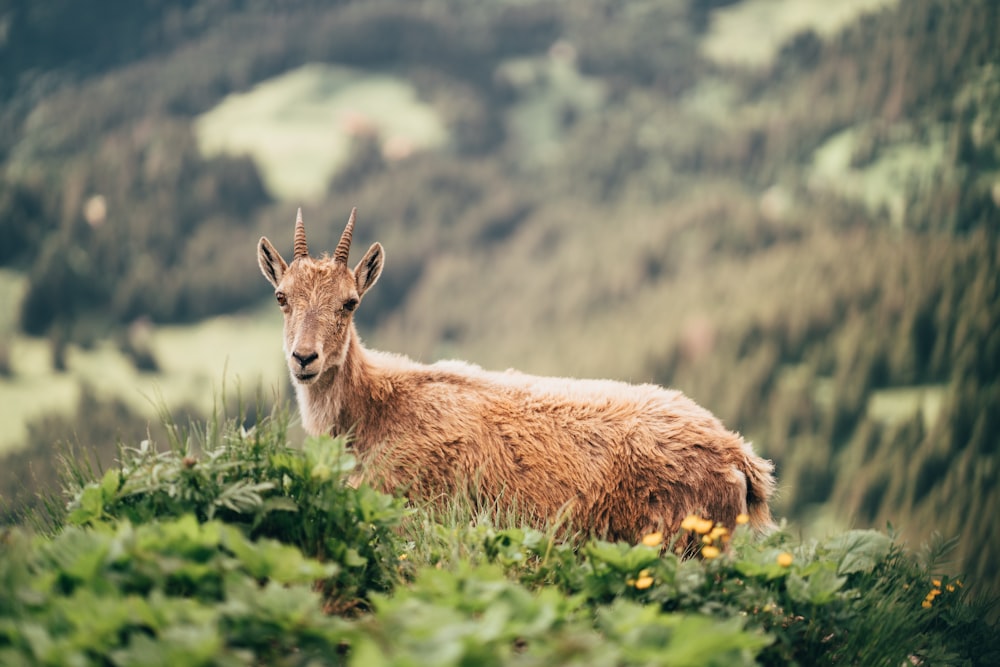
xmin=259 ymin=208 xmax=776 ymax=541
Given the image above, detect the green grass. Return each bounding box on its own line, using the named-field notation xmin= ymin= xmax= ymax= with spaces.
xmin=0 ymin=336 xmax=80 ymax=453
xmin=195 ymin=63 xmax=448 ymax=202
xmin=809 ymin=124 xmax=948 ymax=227
xmin=0 ymin=269 xmax=25 ymax=334
xmin=2 ymin=407 xmax=995 ymax=665
xmin=0 ymin=301 xmax=286 ymax=454
xmin=867 ymin=384 xmax=946 ymax=430
xmin=700 ymin=0 xmax=901 ymax=68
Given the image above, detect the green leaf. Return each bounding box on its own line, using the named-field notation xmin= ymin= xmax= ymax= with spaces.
xmin=66 ymin=484 xmax=105 ymax=525
xmin=598 ymin=600 xmax=770 ymax=666
xmin=733 ymin=546 xmax=799 ymax=581
xmin=584 ymin=540 xmax=660 ymax=573
xmin=674 ymin=558 xmax=707 ymax=596
xmin=824 ymin=529 xmax=893 ymax=575
xmin=100 ymin=469 xmax=121 ymax=498
xmin=786 ymin=562 xmax=846 ymax=605
xmin=343 ymin=547 xmax=368 ymax=568
xmin=43 ymin=528 xmax=110 ymax=584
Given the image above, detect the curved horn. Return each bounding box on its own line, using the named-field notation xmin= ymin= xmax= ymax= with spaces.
xmin=293 ymin=207 xmax=309 ymax=260
xmin=333 ymin=207 xmax=356 ymax=265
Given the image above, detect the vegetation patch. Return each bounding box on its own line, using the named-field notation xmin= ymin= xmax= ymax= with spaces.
xmin=497 ymin=52 xmax=605 ymax=167
xmin=1 ymin=408 xmax=995 ymax=665
xmin=195 ymin=64 xmax=449 ymax=201
xmin=0 ymin=305 xmax=285 ymax=454
xmin=809 ymin=124 xmax=949 ymax=227
xmin=867 ymin=384 xmax=946 ymax=429
xmin=700 ymin=0 xmax=900 ymax=68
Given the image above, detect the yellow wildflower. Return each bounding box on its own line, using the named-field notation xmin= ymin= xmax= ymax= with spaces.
xmin=702 ymin=545 xmax=721 ymax=559
xmin=681 ymin=514 xmax=700 ymax=531
xmin=710 ymin=525 xmax=729 ymax=541
xmin=635 ymin=574 xmax=654 ymax=590
xmin=932 ymin=579 xmax=942 ymax=588
xmin=946 ymin=584 xmax=955 ymax=593
xmin=735 ymin=513 xmax=750 ymax=525
xmin=681 ymin=513 xmax=716 ymax=534
xmin=702 ymin=534 xmax=714 ymax=545
xmin=922 ymin=600 xmax=933 ymax=609
xmin=642 ymin=531 xmax=664 ymax=547
xmin=776 ymin=552 xmax=794 ymax=567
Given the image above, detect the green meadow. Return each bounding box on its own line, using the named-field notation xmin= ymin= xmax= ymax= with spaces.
xmin=0 ymin=288 xmax=285 ymax=453
xmin=195 ymin=64 xmax=448 ymax=202
xmin=701 ymin=0 xmax=900 ymax=67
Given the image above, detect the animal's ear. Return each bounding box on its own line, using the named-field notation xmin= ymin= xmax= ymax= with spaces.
xmin=258 ymin=237 xmax=288 ymax=288
xmin=355 ymin=242 xmax=384 ymax=298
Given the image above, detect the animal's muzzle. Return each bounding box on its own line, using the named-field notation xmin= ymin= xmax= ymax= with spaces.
xmin=292 ymin=350 xmax=318 ymax=368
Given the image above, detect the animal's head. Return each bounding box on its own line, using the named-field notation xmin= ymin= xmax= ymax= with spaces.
xmin=257 ymin=207 xmax=383 ymax=385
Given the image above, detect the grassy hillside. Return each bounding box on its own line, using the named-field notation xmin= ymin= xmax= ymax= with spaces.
xmin=0 ymin=0 xmax=998 ymax=607
xmin=0 ymin=296 xmax=285 ymax=453
xmin=700 ymin=0 xmax=900 ymax=67
xmin=195 ymin=63 xmax=448 ymax=201
xmin=1 ymin=410 xmax=995 ymax=665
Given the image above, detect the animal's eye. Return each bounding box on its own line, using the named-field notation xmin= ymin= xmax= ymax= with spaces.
xmin=275 ymin=291 xmax=288 ymax=307
xmin=343 ymin=297 xmax=359 ymax=312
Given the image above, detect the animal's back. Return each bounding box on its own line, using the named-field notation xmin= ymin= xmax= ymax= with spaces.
xmin=354 ymin=356 xmax=774 ymax=540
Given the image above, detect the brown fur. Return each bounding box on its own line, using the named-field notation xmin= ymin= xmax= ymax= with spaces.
xmin=258 ymin=208 xmax=776 ymax=541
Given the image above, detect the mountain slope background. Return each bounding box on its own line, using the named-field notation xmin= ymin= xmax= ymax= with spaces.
xmin=0 ymin=0 xmax=997 ymax=598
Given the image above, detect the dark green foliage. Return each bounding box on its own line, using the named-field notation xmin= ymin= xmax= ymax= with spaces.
xmin=0 ymin=516 xmax=348 ymax=666
xmin=0 ymin=179 xmax=50 ymax=266
xmin=0 ymin=0 xmax=208 ymax=93
xmin=62 ymin=407 xmax=409 ymax=613
xmin=565 ymin=0 xmax=700 ymax=94
xmin=5 ymin=409 xmax=997 ymax=665
xmin=413 ymin=521 xmax=1000 ymax=666
xmin=16 ymin=149 xmax=271 ymax=335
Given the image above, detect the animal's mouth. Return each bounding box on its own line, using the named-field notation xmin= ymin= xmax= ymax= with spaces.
xmin=294 ymin=371 xmax=318 ymax=384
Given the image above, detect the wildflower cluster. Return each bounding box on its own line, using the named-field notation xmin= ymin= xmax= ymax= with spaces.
xmin=921 ymin=577 xmax=962 ymax=609
xmin=679 ymin=512 xmax=749 ymax=559
xmin=641 ymin=531 xmax=663 ymax=547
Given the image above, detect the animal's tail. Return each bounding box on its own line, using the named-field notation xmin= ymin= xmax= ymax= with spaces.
xmin=742 ymin=442 xmax=777 ymax=532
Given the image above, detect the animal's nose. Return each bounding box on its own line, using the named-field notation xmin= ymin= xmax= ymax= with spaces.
xmin=292 ymin=350 xmax=318 ymax=368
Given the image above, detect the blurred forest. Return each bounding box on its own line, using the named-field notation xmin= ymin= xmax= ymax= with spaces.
xmin=0 ymin=0 xmax=998 ymax=597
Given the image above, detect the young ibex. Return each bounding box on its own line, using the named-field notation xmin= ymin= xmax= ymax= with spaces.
xmin=258 ymin=208 xmax=775 ymax=541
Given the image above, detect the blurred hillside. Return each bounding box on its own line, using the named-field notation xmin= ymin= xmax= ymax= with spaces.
xmin=0 ymin=0 xmax=997 ymax=597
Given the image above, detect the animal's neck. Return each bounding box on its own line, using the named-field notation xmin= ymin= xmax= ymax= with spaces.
xmin=297 ymin=324 xmax=374 ymax=437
